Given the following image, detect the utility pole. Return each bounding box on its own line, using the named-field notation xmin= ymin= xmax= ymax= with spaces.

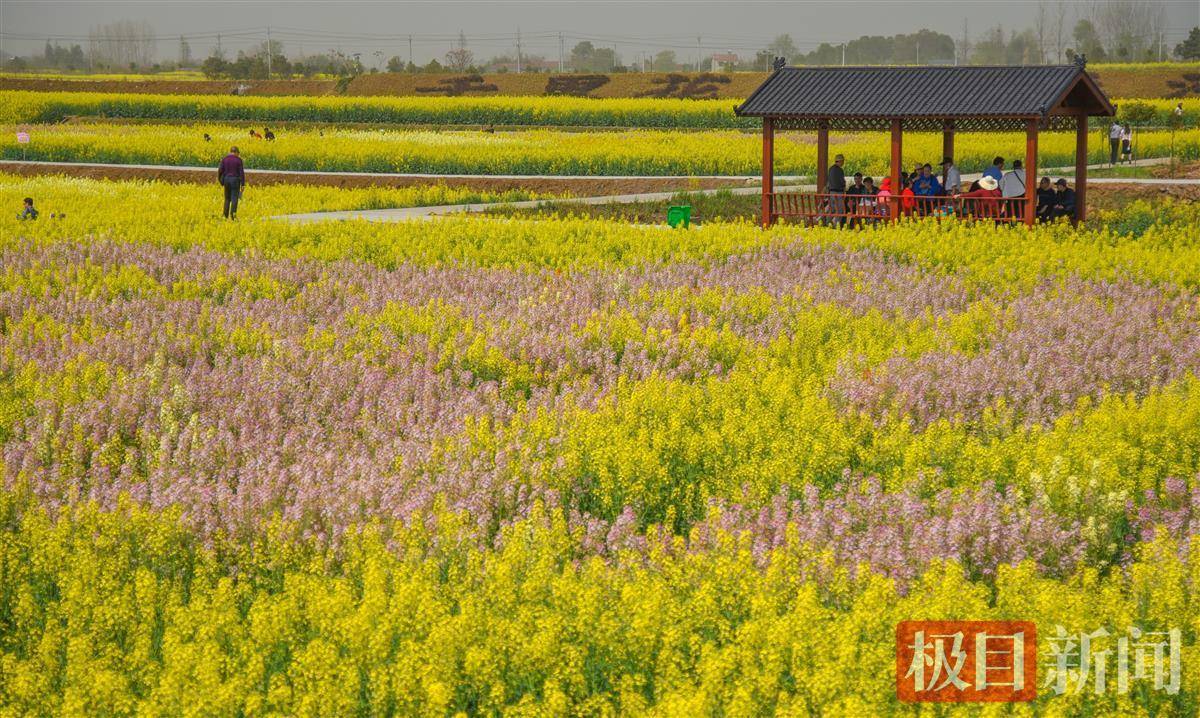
xmin=516 ymin=28 xmax=522 ymax=73
xmin=217 ymin=34 xmax=222 ymax=58
xmin=696 ymin=35 xmax=701 ymax=72
xmin=916 ymin=39 xmax=920 ymax=64
xmin=841 ymin=43 xmax=846 ymax=66
xmin=960 ymin=17 xmax=969 ymax=66
xmin=558 ymin=32 xmax=564 ymax=72
xmin=408 ymin=35 xmax=413 ymax=67
xmin=266 ymin=26 xmax=272 ymax=79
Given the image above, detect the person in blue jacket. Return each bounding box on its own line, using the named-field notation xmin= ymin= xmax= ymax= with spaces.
xmin=983 ymin=156 xmax=1005 ymax=184
xmin=911 ymin=164 xmax=942 ymax=197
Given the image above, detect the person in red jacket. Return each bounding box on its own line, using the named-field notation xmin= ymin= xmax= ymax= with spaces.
xmin=899 ymin=177 xmax=917 ymax=217
xmin=217 ymin=147 xmax=245 ymax=220
xmin=956 ymin=175 xmax=1002 ymax=218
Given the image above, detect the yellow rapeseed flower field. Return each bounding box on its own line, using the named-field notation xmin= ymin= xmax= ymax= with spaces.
xmin=1 ymin=173 xmax=1199 ymax=715
xmin=4 ymin=120 xmax=1198 ymax=176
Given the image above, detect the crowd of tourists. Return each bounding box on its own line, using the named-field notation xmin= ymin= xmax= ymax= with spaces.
xmin=824 ymin=153 xmax=1077 ymax=224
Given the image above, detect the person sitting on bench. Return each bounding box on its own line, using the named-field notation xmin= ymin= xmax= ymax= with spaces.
xmin=1051 ymin=178 xmax=1077 ymax=221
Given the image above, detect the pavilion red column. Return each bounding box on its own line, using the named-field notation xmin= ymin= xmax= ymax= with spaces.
xmin=890 ymin=119 xmax=902 ymax=221
xmin=816 ymin=120 xmax=829 ymax=195
xmin=941 ymin=120 xmax=955 ymax=184
xmin=762 ymin=117 xmax=774 ymax=228
xmin=1024 ymin=118 xmax=1038 ymax=227
xmin=1076 ymin=112 xmax=1088 ymax=222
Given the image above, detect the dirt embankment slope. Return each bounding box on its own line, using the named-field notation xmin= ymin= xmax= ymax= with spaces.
xmin=4 ymin=65 xmax=1191 ymax=99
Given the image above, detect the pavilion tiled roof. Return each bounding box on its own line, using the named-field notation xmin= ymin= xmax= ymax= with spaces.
xmin=735 ymin=65 xmax=1115 ymax=124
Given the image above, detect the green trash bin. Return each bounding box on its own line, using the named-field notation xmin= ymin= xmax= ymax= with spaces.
xmin=667 ymin=205 xmax=692 ymax=228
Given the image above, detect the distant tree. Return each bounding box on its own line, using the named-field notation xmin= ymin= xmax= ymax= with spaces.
xmin=568 ymin=41 xmax=616 ymax=72
xmin=1120 ymin=100 xmax=1157 ymax=127
xmin=89 ymin=19 xmax=156 ymax=67
xmin=1096 ymin=0 xmax=1165 ymax=60
xmin=592 ymin=48 xmax=617 ymax=72
xmin=7 ymin=56 xmax=28 ymax=71
xmin=423 ymin=58 xmax=443 ymax=73
xmin=445 ymin=31 xmax=473 ymax=72
xmin=67 ymin=44 xmax=85 ymax=69
xmin=1005 ymin=29 xmax=1040 ymax=64
xmin=1177 ymin=27 xmax=1200 ymax=60
xmin=445 ymin=47 xmax=474 ymax=72
xmin=971 ymin=26 xmax=1007 ymax=64
xmin=201 ymin=54 xmax=230 ymax=78
xmin=386 ymin=56 xmax=405 ymax=73
xmin=570 ymin=41 xmax=595 ymax=71
xmin=892 ymin=29 xmax=955 ymax=64
xmin=653 ymin=50 xmax=677 ymax=71
xmin=794 ymin=29 xmax=953 ymax=65
xmin=179 ymin=37 xmax=193 ymax=67
xmin=767 ymin=34 xmax=800 ymax=63
xmin=1071 ymin=18 xmax=1108 ymax=62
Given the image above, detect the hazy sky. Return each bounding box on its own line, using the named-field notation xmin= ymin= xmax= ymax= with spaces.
xmin=2 ymin=0 xmax=1198 ymax=66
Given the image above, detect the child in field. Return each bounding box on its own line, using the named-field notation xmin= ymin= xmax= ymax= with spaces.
xmin=17 ymin=197 xmax=38 ymax=220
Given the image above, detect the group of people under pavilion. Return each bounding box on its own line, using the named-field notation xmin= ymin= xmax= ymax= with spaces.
xmin=736 ymin=60 xmax=1116 ymax=228
xmin=823 ymin=152 xmax=1078 ymax=226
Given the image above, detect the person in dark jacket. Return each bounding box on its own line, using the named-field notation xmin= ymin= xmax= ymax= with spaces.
xmin=826 ymin=153 xmax=847 ymax=226
xmin=1036 ymin=176 xmax=1056 ymax=222
xmin=845 ymin=172 xmax=866 ymax=214
xmin=218 ymin=146 xmax=246 ymax=219
xmin=18 ymin=197 xmax=38 ymax=220
xmin=1051 ymin=178 xmax=1076 ymax=221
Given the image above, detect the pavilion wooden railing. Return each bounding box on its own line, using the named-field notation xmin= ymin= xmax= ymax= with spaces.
xmin=768 ymin=192 xmax=1032 ymax=226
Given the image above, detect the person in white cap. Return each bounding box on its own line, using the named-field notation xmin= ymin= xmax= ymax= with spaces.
xmin=826 ymin=153 xmax=847 ymax=227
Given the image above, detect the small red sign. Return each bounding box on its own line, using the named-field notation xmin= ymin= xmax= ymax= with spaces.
xmin=896 ymin=620 xmax=1037 ymax=702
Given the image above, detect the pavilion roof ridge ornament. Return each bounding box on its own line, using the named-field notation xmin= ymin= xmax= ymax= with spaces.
xmin=772 ymin=56 xmax=786 ymax=72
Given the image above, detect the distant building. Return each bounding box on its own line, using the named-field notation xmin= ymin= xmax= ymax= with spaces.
xmin=710 ymin=53 xmax=739 ymax=72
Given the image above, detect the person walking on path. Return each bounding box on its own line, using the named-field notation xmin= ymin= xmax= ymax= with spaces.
xmin=218 ymin=147 xmax=245 ymax=220
xmin=826 ymin=153 xmax=847 ymax=227
xmin=1109 ymin=120 xmax=1123 ymax=165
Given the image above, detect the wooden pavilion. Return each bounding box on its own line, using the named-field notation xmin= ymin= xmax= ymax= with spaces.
xmin=735 ymin=61 xmax=1116 ymax=227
